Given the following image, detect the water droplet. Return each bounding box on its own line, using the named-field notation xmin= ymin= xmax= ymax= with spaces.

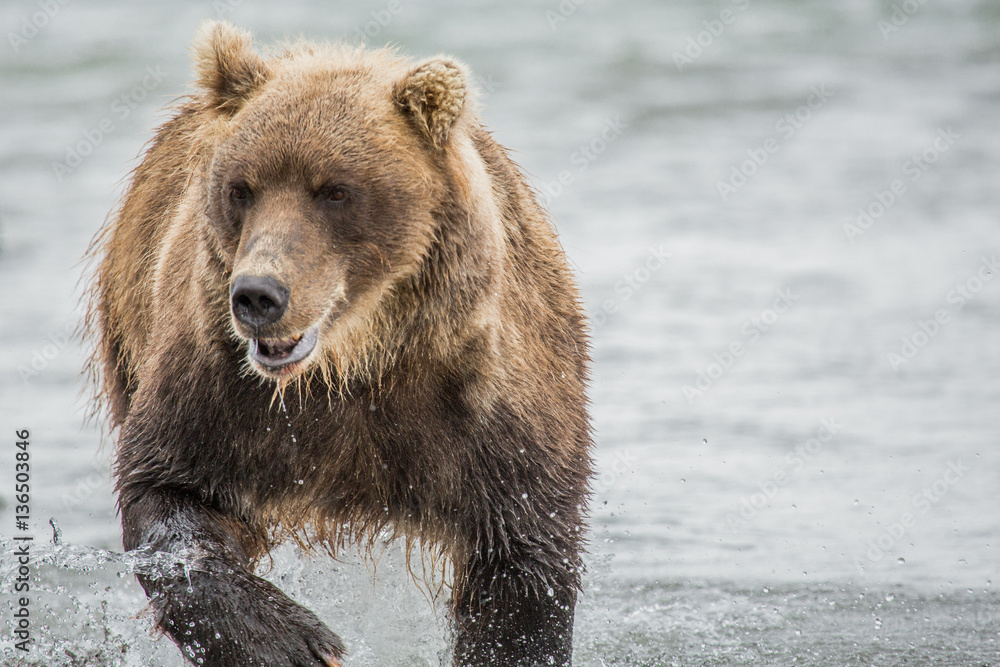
xmin=896 ymin=557 xmax=906 ymax=565
xmin=702 ymin=438 xmax=708 ymax=445
xmin=546 ymin=587 xmax=554 ymax=597
xmin=521 ymin=493 xmax=529 ymax=499
xmin=369 ymin=403 xmax=377 ymax=411
xmin=853 ymin=499 xmax=859 ymax=506
xmin=297 ymin=479 xmax=304 ymax=485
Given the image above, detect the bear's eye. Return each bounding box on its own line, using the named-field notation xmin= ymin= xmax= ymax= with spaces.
xmin=319 ymin=184 xmax=350 ymax=204
xmin=228 ymin=182 xmax=254 ymax=206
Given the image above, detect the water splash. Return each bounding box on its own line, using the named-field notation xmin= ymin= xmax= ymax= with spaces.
xmin=0 ymin=538 xmax=191 ymax=667
xmin=0 ymin=538 xmax=451 ymax=666
xmin=1 ymin=540 xmax=197 ymax=582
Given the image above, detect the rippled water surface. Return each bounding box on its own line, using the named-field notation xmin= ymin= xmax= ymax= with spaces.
xmin=2 ymin=1 xmax=999 ymax=665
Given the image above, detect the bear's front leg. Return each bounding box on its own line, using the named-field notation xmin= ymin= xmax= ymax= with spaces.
xmin=120 ymin=487 xmax=344 ymax=667
xmin=451 ymin=546 xmax=579 ymax=666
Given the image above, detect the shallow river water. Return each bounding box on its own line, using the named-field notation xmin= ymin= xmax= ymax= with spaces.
xmin=1 ymin=1 xmax=999 ymax=665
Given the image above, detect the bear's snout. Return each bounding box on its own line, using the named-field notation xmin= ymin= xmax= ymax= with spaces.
xmin=231 ymin=274 xmax=289 ymax=329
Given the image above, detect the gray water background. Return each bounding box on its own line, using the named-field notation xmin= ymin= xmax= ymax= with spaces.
xmin=1 ymin=0 xmax=999 ymax=664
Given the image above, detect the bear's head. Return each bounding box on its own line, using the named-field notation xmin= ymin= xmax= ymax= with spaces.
xmin=192 ymin=22 xmax=474 ymax=384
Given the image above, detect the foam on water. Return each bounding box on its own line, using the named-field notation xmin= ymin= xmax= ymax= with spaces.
xmin=2 ymin=537 xmax=998 ymax=665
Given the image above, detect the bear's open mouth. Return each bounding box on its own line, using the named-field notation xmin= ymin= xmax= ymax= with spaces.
xmin=249 ymin=325 xmax=319 ymax=372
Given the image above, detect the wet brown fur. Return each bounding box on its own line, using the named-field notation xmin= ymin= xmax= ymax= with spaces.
xmin=87 ymin=21 xmax=592 ymax=666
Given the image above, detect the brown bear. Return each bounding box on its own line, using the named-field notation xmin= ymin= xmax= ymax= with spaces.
xmin=87 ymin=20 xmax=592 ymax=667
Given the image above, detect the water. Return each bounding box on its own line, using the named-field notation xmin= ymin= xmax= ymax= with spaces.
xmin=1 ymin=0 xmax=998 ymax=664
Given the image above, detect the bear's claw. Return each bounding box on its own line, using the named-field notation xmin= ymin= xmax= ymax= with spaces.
xmin=145 ymin=556 xmax=346 ymax=667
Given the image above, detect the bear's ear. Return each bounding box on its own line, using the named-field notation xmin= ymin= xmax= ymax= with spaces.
xmin=394 ymin=58 xmax=468 ymax=150
xmin=192 ymin=20 xmax=270 ymax=115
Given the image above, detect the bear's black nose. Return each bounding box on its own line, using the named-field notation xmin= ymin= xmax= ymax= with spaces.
xmin=231 ymin=275 xmax=289 ymax=328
